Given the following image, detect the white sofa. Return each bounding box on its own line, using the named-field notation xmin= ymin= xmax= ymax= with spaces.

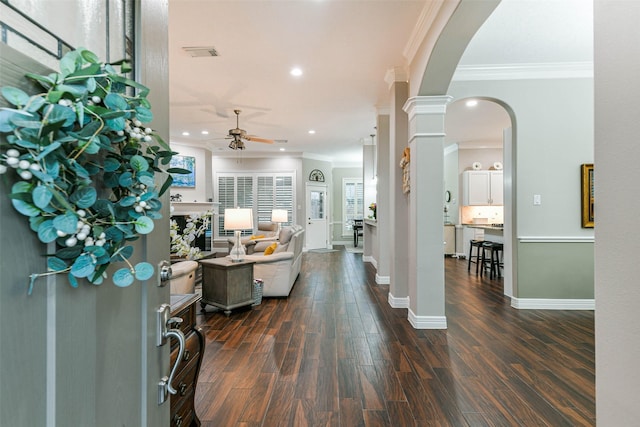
xmin=240 ymin=225 xmax=304 ymax=297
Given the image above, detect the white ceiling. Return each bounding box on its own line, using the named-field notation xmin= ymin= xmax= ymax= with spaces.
xmin=168 ymin=0 xmax=593 ymax=163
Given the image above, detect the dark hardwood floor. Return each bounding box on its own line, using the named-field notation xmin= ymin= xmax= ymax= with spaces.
xmin=194 ymin=248 xmax=595 ymax=426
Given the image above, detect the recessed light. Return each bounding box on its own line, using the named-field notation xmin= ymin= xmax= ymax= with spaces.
xmin=182 ymin=131 xmax=190 ymax=136
xmin=466 ymin=99 xmax=478 ymax=107
xmin=280 ymin=148 xmax=285 ymax=152
xmin=290 ymin=67 xmax=303 ymax=77
xmin=201 ymin=130 xmax=209 ymax=135
xmin=308 ymin=130 xmax=316 ymax=134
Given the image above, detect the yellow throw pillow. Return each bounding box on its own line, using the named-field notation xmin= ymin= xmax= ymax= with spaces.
xmin=264 ymin=243 xmax=278 ymax=255
xmin=250 ymin=234 xmax=265 ymax=240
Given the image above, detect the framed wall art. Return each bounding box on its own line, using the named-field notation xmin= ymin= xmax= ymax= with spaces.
xmin=581 ymin=163 xmax=594 ymax=228
xmin=170 ymin=155 xmax=196 ymax=188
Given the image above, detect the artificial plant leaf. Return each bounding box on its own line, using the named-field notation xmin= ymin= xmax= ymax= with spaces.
xmin=34 ymin=141 xmax=61 ymax=161
xmin=48 ymin=257 xmax=68 ymax=272
xmin=105 ymin=117 xmax=125 ymax=131
xmin=37 ymin=220 xmax=58 ymax=243
xmin=104 ymin=93 xmax=128 ymax=111
xmin=112 ymin=245 xmax=134 ymax=260
xmin=56 ymin=84 xmax=87 ymax=99
xmin=53 ymin=212 xmax=79 ymax=234
xmin=118 ymin=171 xmax=133 ymax=187
xmin=134 ymin=262 xmax=154 ymax=281
xmin=138 ymin=173 xmax=155 ymax=187
xmin=134 ymin=106 xmax=153 ymax=123
xmin=70 ymin=186 xmax=97 ymax=209
xmin=55 ymin=246 xmax=83 ymax=260
xmin=33 ymin=185 xmax=53 ymax=209
xmin=113 ymin=268 xmax=134 ymax=287
xmin=11 ymin=199 xmax=40 ymax=217
xmin=70 ymin=253 xmax=95 ymax=278
xmin=67 ymin=274 xmax=79 ymax=289
xmin=130 ymin=155 xmax=149 ymax=172
xmin=29 ymin=215 xmax=47 ymax=232
xmin=0 ymin=110 xmax=17 ymax=132
xmin=1 ymin=87 xmax=30 ymax=107
xmin=24 ymin=72 xmax=56 ymax=88
xmin=159 ymin=175 xmax=172 ymax=197
xmin=80 ymin=49 xmax=100 ymax=64
xmin=44 ymin=104 xmax=76 ymax=128
xmin=75 ymin=119 xmax=102 ymax=138
xmin=134 ymin=216 xmax=154 ymax=234
xmin=119 ymin=196 xmax=136 ymax=207
xmin=104 ymin=226 xmax=124 ymax=243
xmin=103 ymin=157 xmax=121 ymax=172
xmin=26 ymin=96 xmax=46 ymax=113
xmin=167 ymin=167 xmax=191 ymax=175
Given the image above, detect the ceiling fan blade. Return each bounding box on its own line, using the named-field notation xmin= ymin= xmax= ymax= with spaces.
xmin=244 ymin=135 xmax=274 ymax=144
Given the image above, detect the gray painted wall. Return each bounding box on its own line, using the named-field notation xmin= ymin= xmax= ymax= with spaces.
xmin=594 ymin=1 xmax=640 ymax=423
xmin=448 ymin=77 xmax=594 ymax=300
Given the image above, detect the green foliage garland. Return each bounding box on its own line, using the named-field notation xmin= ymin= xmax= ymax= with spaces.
xmin=0 ymin=48 xmax=186 ymax=293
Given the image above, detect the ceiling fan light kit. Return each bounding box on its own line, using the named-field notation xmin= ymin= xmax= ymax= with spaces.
xmin=226 ymin=109 xmax=274 ymax=150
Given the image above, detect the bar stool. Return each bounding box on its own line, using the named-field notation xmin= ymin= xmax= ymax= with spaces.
xmin=480 ymin=241 xmax=503 ymax=279
xmin=468 ymin=240 xmax=484 ymax=275
xmin=479 ymin=241 xmax=494 ymax=278
xmin=490 ymin=242 xmax=504 ymax=279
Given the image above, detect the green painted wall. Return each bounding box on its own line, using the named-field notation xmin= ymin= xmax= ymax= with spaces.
xmin=517 ymin=242 xmax=594 ymax=299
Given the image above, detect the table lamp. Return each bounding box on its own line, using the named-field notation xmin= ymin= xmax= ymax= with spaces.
xmin=224 ymin=208 xmax=253 ymax=262
xmin=271 ymin=209 xmax=288 ymax=235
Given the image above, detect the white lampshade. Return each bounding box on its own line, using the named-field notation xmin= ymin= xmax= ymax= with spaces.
xmin=224 ymin=208 xmax=253 ymax=230
xmin=271 ymin=209 xmax=288 ymax=223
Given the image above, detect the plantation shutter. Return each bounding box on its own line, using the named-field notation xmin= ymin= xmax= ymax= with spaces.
xmin=343 ymin=179 xmax=364 ymax=235
xmin=257 ymin=176 xmax=274 ymax=223
xmin=216 ymin=172 xmax=295 ymax=238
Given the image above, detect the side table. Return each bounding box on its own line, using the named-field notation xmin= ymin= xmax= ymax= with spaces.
xmin=199 ymin=257 xmax=255 ymax=316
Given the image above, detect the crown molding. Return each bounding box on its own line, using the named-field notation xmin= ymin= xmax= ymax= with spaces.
xmin=384 ymin=66 xmax=409 ymax=89
xmin=403 ymin=0 xmax=447 ymax=64
xmin=452 ymin=62 xmax=593 ymax=81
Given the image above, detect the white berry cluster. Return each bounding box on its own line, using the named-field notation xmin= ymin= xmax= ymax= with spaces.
xmin=54 ymin=209 xmax=106 ymax=248
xmin=0 ymin=148 xmax=40 ymax=179
xmin=121 ymin=119 xmax=153 ymax=143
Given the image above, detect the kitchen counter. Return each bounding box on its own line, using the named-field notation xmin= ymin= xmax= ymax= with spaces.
xmin=465 ymin=225 xmax=504 ymax=231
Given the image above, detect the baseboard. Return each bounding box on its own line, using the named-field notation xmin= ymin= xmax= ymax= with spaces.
xmin=407 ymin=309 xmax=447 ymax=329
xmin=375 ymin=274 xmax=390 ymax=284
xmin=511 ymin=297 xmax=595 ymax=310
xmin=363 ymin=256 xmax=377 ymax=268
xmin=388 ymin=292 xmax=409 ymax=308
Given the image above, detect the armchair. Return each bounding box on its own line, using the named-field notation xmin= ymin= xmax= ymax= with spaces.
xmin=227 ymin=221 xmax=278 ymax=255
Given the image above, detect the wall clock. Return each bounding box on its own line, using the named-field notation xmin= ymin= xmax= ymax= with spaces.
xmin=309 ymin=169 xmax=325 ymax=182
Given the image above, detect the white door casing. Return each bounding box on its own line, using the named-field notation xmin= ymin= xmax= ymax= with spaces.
xmin=306 ymin=184 xmax=328 ymax=249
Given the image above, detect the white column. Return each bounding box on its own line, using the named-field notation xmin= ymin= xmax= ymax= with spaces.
xmin=403 ymin=95 xmax=452 ymax=329
xmin=375 ymin=113 xmax=390 ymax=284
xmin=386 ymin=68 xmax=410 ymax=308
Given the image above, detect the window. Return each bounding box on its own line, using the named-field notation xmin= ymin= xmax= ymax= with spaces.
xmin=216 ymin=172 xmax=295 ymax=237
xmin=343 ymin=178 xmax=364 ymax=236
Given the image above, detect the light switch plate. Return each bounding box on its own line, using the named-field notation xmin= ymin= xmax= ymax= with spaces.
xmin=533 ymin=194 xmax=541 ymax=205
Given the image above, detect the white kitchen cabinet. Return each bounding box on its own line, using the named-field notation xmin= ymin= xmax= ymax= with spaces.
xmin=444 ymin=224 xmax=455 ymax=256
xmin=462 ymin=170 xmax=503 ymax=206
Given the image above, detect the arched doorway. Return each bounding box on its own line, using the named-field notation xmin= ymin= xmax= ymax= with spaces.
xmin=444 ymin=97 xmax=516 ymax=296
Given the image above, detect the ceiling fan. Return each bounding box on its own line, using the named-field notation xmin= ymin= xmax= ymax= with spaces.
xmin=226 ymin=109 xmax=274 ymax=150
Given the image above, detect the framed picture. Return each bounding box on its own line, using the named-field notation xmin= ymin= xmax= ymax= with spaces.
xmin=581 ymin=163 xmax=594 ymax=228
xmin=170 ymin=155 xmax=196 ymax=188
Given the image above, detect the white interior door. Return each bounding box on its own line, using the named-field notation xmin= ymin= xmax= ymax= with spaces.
xmin=306 ymin=184 xmax=328 ymax=249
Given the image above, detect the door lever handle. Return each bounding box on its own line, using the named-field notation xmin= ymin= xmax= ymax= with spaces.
xmin=156 ymin=304 xmax=186 ymax=404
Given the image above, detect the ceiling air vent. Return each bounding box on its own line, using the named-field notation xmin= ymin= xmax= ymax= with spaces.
xmin=275 ymin=139 xmax=288 ymax=144
xmin=182 ymin=46 xmax=219 ymax=57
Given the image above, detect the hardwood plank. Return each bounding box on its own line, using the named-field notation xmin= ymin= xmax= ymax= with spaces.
xmin=193 ymin=251 xmax=594 ymax=426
